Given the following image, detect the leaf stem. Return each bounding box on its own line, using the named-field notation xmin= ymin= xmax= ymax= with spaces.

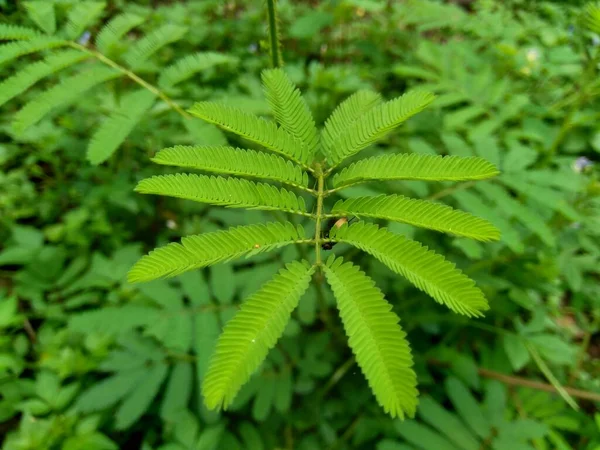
xmin=314 ymin=164 xmax=325 ymax=266
xmin=69 ymin=42 xmax=191 ymax=119
xmin=266 ymin=0 xmax=282 ymax=68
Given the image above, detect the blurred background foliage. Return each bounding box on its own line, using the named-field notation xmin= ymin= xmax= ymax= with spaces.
xmin=0 ymin=0 xmax=599 ymax=449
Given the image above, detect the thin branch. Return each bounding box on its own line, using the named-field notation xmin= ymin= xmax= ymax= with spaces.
xmin=69 ymin=42 xmax=191 ymax=119
xmin=266 ymin=0 xmax=282 ymax=68
xmin=429 ymin=359 xmax=600 ymax=403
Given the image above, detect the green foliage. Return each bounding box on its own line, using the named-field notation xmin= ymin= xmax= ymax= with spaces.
xmin=1 ymin=1 xmax=599 ymax=449
xmin=323 ymin=257 xmax=417 ymax=419
xmin=330 ymin=194 xmax=500 ymax=241
xmin=151 ymin=145 xmax=309 ymax=188
xmin=203 ymin=260 xmax=314 ymax=410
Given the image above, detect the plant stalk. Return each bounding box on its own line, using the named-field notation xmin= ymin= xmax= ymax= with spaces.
xmin=69 ymin=42 xmax=191 ymax=119
xmin=266 ymin=0 xmax=282 ymax=68
xmin=314 ymin=164 xmax=325 ymax=266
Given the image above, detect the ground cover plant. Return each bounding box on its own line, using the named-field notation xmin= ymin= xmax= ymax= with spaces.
xmin=0 ymin=1 xmax=599 ymax=449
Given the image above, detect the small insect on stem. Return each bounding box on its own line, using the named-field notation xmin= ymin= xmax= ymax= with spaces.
xmin=321 ymin=217 xmax=356 ymax=250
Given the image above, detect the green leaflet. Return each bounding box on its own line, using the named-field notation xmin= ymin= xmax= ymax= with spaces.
xmin=0 ymin=50 xmax=90 ymax=108
xmin=0 ymin=24 xmax=40 ymax=40
xmin=330 ymin=222 xmax=489 ymax=317
xmin=159 ymin=52 xmax=237 ymax=88
xmin=151 ymin=145 xmax=309 ymax=188
xmin=188 ymin=102 xmax=311 ymax=166
xmin=134 ymin=173 xmax=309 ymax=215
xmin=64 ymin=1 xmax=106 ymax=40
xmin=202 ymin=261 xmax=314 ymax=410
xmin=332 ymin=154 xmax=499 ymax=189
xmin=95 ymin=13 xmax=145 ymax=54
xmin=324 ymin=256 xmax=417 ymax=419
xmin=324 ymin=90 xmax=436 ymax=167
xmin=12 ymin=66 xmax=121 ymax=133
xmin=0 ymin=37 xmax=67 ymax=66
xmin=330 ymin=194 xmax=500 ymax=241
xmin=321 ymin=90 xmax=382 ymax=160
xmin=23 ymin=1 xmax=56 ymax=35
xmin=124 ymin=24 xmax=188 ymax=68
xmin=87 ymin=89 xmax=156 ymax=164
xmin=262 ymin=68 xmax=319 ymax=155
xmin=128 ymin=221 xmax=306 ymax=283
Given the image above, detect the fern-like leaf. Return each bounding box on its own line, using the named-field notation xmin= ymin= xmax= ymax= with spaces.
xmin=0 ymin=50 xmax=90 ymax=108
xmin=332 ymin=154 xmax=499 ymax=189
xmin=135 ymin=174 xmax=309 ymax=215
xmin=88 ymin=89 xmax=156 ymax=164
xmin=64 ymin=1 xmax=106 ymax=40
xmin=321 ymin=90 xmax=382 ymax=160
xmin=330 ymin=222 xmax=489 ymax=317
xmin=330 ymin=194 xmax=500 ymax=241
xmin=12 ymin=66 xmax=121 ymax=133
xmin=151 ymin=146 xmax=309 ymax=189
xmin=0 ymin=37 xmax=66 ymax=66
xmin=23 ymin=1 xmax=56 ymax=35
xmin=189 ymin=102 xmax=311 ymax=166
xmin=325 ymin=90 xmax=436 ymax=167
xmin=323 ymin=256 xmax=418 ymax=419
xmin=202 ymin=260 xmax=314 ymax=410
xmin=124 ymin=24 xmax=187 ymax=68
xmin=261 ymin=68 xmax=319 ymax=155
xmin=128 ymin=221 xmax=306 ymax=283
xmin=158 ymin=52 xmax=237 ymax=88
xmin=0 ymin=24 xmax=40 ymax=40
xmin=96 ymin=13 xmax=145 ymax=54
xmin=582 ymin=2 xmax=600 ymax=34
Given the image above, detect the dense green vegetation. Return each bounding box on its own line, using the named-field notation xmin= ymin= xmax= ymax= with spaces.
xmin=1 ymin=1 xmax=599 ymax=449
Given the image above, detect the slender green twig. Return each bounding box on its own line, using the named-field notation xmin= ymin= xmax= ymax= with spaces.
xmin=314 ymin=164 xmax=325 ymax=266
xmin=69 ymin=42 xmax=191 ymax=119
xmin=526 ymin=342 xmax=579 ymax=410
xmin=266 ymin=0 xmax=282 ymax=68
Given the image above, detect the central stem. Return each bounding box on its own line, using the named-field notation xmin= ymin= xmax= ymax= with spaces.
xmin=314 ymin=164 xmax=325 ymax=265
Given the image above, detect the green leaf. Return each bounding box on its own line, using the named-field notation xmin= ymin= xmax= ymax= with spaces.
xmin=95 ymin=13 xmax=145 ymax=54
xmin=417 ymin=396 xmax=479 ymax=450
xmin=64 ymin=2 xmax=106 ymax=40
xmin=503 ymin=334 xmax=530 ymax=371
xmin=160 ymin=362 xmax=193 ymax=420
xmin=252 ymin=380 xmax=275 ymax=422
xmin=324 ymin=257 xmax=417 ymax=419
xmin=395 ymin=421 xmax=460 ymax=450
xmin=330 ymin=223 xmax=489 ymax=317
xmin=151 ymin=146 xmax=309 ymax=189
xmin=76 ymin=367 xmax=147 ymax=412
xmin=202 ymin=261 xmax=314 ymax=410
xmin=159 ymin=52 xmax=236 ymax=88
xmin=331 ymin=194 xmax=500 ymax=241
xmin=88 ymin=89 xmax=156 ymax=164
xmin=238 ymin=422 xmax=264 ymax=450
xmin=115 ymin=362 xmax=168 ymax=429
xmin=0 ymin=49 xmax=90 ymax=108
xmin=210 ymin=264 xmax=236 ymax=304
xmin=262 ymin=68 xmax=319 ymax=155
xmin=321 ymin=90 xmax=382 ymax=161
xmin=13 ymin=66 xmax=121 ymax=133
xmin=332 ymin=154 xmax=499 ymax=189
xmin=23 ymin=1 xmax=56 ymax=34
xmin=188 ymin=102 xmax=311 ymax=166
xmin=124 ymin=24 xmax=187 ymax=68
xmin=0 ymin=37 xmax=66 ymax=67
xmin=134 ymin=174 xmax=308 ymax=215
xmin=0 ymin=24 xmax=40 ymax=40
xmin=325 ymin=90 xmax=435 ymax=166
xmin=445 ymin=377 xmax=491 ymax=440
